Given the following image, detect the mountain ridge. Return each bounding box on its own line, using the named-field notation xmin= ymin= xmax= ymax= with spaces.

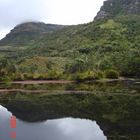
xmin=0 ymin=22 xmax=67 ymax=46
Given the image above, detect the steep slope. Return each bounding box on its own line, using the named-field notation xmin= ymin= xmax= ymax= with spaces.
xmin=95 ymin=0 xmax=140 ymax=20
xmin=0 ymin=22 xmax=66 ymax=46
xmin=20 ymin=15 xmax=139 ymax=77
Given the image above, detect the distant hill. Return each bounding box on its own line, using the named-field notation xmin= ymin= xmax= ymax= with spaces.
xmin=0 ymin=22 xmax=66 ymax=46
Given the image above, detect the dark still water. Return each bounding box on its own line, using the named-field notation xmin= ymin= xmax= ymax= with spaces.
xmin=0 ymin=80 xmax=140 ymax=140
xmin=0 ymin=105 xmax=106 ymax=140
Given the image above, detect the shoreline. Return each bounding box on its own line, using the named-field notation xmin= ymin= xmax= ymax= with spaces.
xmin=0 ymin=77 xmax=139 ymax=85
xmin=11 ymin=80 xmax=74 ymax=84
xmin=0 ymin=78 xmax=139 ymax=94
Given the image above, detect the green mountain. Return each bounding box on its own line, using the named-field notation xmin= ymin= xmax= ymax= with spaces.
xmin=0 ymin=0 xmax=140 ymax=81
xmin=0 ymin=22 xmax=66 ymax=46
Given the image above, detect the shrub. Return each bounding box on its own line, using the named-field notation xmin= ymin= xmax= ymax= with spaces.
xmin=96 ymin=71 xmax=105 ymax=79
xmin=13 ymin=73 xmax=25 ymax=81
xmin=21 ymin=73 xmax=49 ymax=80
xmin=105 ymin=69 xmax=119 ymax=79
xmin=0 ymin=69 xmax=7 ymax=76
xmin=32 ymin=73 xmax=48 ymax=80
xmin=74 ymin=71 xmax=99 ymax=82
xmin=23 ymin=73 xmax=33 ymax=80
xmin=47 ymin=71 xmax=62 ymax=80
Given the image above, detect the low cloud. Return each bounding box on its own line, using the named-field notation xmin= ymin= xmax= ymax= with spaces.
xmin=0 ymin=0 xmax=105 ymax=39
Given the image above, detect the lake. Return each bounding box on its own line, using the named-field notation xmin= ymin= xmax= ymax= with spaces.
xmin=0 ymin=80 xmax=140 ymax=140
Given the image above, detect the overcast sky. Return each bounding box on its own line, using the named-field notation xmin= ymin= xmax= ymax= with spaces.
xmin=0 ymin=0 xmax=105 ymax=39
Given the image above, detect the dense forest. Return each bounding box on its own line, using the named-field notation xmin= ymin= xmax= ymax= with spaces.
xmin=0 ymin=0 xmax=140 ymax=81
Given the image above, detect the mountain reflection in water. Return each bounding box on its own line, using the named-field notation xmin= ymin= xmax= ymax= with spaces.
xmin=0 ymin=105 xmax=107 ymax=140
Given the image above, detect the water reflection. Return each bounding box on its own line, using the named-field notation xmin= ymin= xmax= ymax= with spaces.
xmin=0 ymin=105 xmax=107 ymax=140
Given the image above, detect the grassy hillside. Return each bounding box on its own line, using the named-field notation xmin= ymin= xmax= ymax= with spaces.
xmin=0 ymin=22 xmax=66 ymax=46
xmin=0 ymin=15 xmax=139 ymax=81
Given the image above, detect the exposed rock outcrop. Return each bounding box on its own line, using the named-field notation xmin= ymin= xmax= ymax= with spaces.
xmin=95 ymin=0 xmax=140 ymax=20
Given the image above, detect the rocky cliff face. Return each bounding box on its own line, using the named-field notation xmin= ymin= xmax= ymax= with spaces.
xmin=95 ymin=0 xmax=140 ymax=20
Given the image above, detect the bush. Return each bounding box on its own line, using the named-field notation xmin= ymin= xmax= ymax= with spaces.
xmin=96 ymin=71 xmax=105 ymax=79
xmin=0 ymin=69 xmax=7 ymax=76
xmin=105 ymin=69 xmax=119 ymax=79
xmin=23 ymin=73 xmax=33 ymax=80
xmin=47 ymin=71 xmax=62 ymax=80
xmin=73 ymin=71 xmax=99 ymax=82
xmin=0 ymin=75 xmax=12 ymax=82
xmin=13 ymin=73 xmax=25 ymax=81
xmin=24 ymin=73 xmax=48 ymax=80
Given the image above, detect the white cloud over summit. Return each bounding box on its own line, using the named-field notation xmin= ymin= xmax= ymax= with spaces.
xmin=0 ymin=0 xmax=105 ymax=39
